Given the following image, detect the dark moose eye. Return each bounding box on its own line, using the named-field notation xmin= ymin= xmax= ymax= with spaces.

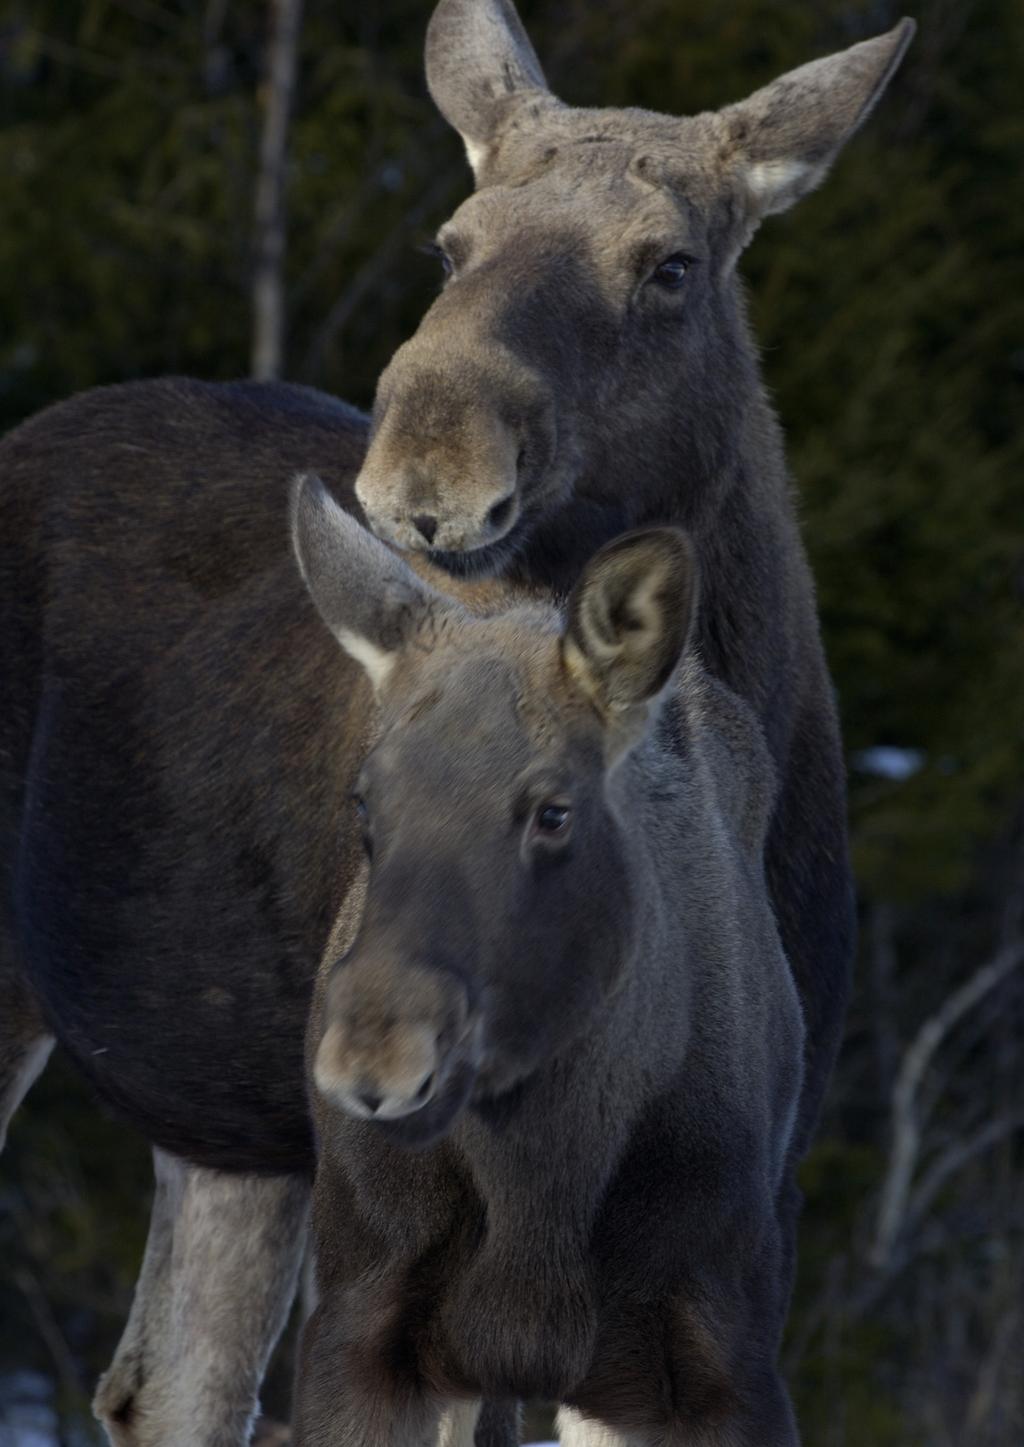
xmin=422 ymin=240 xmax=454 ymax=279
xmin=535 ymin=803 xmax=571 ymax=836
xmin=352 ymin=794 xmax=373 ymax=857
xmin=650 ymin=254 xmax=690 ymax=289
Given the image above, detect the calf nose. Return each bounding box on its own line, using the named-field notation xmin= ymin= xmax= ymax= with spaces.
xmin=352 ymin=1066 xmax=435 ymax=1119
xmin=314 ymin=1015 xmax=444 ymax=1122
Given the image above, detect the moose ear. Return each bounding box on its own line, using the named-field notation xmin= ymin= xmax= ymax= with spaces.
xmin=290 ymin=475 xmax=443 ymax=692
xmin=563 ymin=528 xmax=697 ymax=717
xmin=425 ymin=0 xmax=556 ymax=179
xmin=721 ymin=18 xmax=915 ymax=220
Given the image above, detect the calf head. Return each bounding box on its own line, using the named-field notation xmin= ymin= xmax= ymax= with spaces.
xmin=355 ymin=0 xmax=914 ymax=562
xmin=292 ymin=475 xmax=695 ymax=1144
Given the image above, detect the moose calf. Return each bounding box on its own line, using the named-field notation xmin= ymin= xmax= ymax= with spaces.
xmin=291 ymin=478 xmax=805 ymax=1447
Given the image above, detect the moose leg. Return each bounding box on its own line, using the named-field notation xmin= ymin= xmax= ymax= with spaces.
xmin=0 ymin=959 xmax=53 ymax=1153
xmin=473 ymin=1401 xmax=520 ymax=1447
xmin=94 ymin=1147 xmax=310 ymax=1447
xmin=557 ymin=1411 xmax=643 ymax=1447
xmin=558 ymin=1393 xmax=798 ymax=1447
xmin=558 ymin=1358 xmax=798 ymax=1447
xmin=294 ymin=1285 xmax=483 ymax=1447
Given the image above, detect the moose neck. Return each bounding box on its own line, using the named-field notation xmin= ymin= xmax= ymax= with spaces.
xmin=511 ymin=285 xmax=804 ymax=745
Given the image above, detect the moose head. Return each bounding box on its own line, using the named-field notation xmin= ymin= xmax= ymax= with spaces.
xmin=354 ymin=0 xmax=914 ymax=565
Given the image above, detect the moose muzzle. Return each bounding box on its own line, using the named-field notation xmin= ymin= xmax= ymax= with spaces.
xmin=314 ymin=955 xmax=480 ymax=1128
xmin=354 ymin=334 xmax=557 ymax=556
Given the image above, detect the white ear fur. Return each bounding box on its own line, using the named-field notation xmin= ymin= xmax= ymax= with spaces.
xmin=333 ymin=629 xmax=395 ymax=692
xmin=462 ymin=137 xmax=488 ymax=176
xmin=743 ymin=157 xmax=819 ymax=216
xmin=724 ymin=18 xmax=915 ymax=221
xmin=290 ymin=473 xmax=440 ymax=694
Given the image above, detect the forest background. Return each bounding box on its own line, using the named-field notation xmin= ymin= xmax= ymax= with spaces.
xmin=1 ymin=1 xmax=1022 ymax=1444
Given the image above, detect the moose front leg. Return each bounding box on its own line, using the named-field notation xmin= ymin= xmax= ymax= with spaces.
xmin=557 ymin=1378 xmax=799 ymax=1447
xmin=293 ymin=1279 xmax=484 ymax=1447
xmin=94 ymin=1147 xmax=309 ymax=1447
xmin=559 ymin=1238 xmax=800 ymax=1447
xmin=558 ymin=1307 xmax=799 ymax=1447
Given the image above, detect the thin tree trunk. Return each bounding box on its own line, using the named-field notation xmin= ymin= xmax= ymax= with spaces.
xmin=252 ymin=0 xmax=304 ymax=380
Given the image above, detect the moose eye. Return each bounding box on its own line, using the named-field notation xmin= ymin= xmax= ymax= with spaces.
xmin=422 ymin=240 xmax=454 ymax=279
xmin=352 ymin=794 xmax=373 ymax=857
xmin=535 ymin=803 xmax=571 ymax=836
xmin=650 ymin=254 xmax=690 ymax=289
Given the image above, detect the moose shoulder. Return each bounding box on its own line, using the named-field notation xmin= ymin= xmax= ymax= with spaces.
xmin=291 ymin=479 xmax=805 ymax=1446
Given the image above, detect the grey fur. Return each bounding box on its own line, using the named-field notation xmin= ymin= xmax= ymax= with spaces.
xmin=291 ymin=493 xmax=805 ymax=1444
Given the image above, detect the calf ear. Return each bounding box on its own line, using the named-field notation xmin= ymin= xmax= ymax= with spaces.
xmin=563 ymin=529 xmax=697 ymax=716
xmin=721 ymin=18 xmax=914 ymax=220
xmin=290 ymin=475 xmax=443 ymax=692
xmin=425 ymin=0 xmax=556 ymax=179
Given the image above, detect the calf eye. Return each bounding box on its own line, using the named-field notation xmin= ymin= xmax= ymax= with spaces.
xmin=352 ymin=794 xmax=373 ymax=858
xmin=650 ymin=254 xmax=690 ymax=289
xmin=422 ymin=240 xmax=454 ymax=279
xmin=535 ymin=803 xmax=571 ymax=835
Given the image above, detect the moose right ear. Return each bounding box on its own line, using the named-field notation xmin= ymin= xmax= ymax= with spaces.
xmin=563 ymin=528 xmax=698 ymax=718
xmin=290 ymin=475 xmax=444 ymax=692
xmin=720 ymin=19 xmax=915 ymax=221
xmin=425 ymin=0 xmax=558 ymax=179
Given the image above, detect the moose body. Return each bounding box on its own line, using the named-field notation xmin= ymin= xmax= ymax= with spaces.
xmin=0 ymin=1 xmax=914 ymax=1442
xmin=290 ymin=486 xmax=806 ymax=1446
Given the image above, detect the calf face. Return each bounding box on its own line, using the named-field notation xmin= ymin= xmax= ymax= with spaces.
xmin=292 ymin=475 xmax=694 ymax=1144
xmin=353 ymin=0 xmax=914 ymax=564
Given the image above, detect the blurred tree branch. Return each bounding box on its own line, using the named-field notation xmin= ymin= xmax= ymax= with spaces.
xmin=252 ymin=0 xmax=304 ymax=380
xmin=300 ymin=164 xmax=462 ymax=384
xmin=869 ymin=940 xmax=1023 ymax=1269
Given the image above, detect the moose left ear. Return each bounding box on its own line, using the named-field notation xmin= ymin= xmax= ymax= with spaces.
xmin=290 ymin=474 xmax=447 ymax=692
xmin=721 ymin=18 xmax=915 ymax=219
xmin=563 ymin=528 xmax=697 ymax=716
xmin=425 ymin=0 xmax=558 ymax=180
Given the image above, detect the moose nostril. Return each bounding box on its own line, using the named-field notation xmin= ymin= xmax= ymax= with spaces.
xmin=357 ymin=1088 xmax=383 ymax=1115
xmin=487 ymin=496 xmax=514 ymax=533
xmin=412 ymin=513 xmax=438 ymax=544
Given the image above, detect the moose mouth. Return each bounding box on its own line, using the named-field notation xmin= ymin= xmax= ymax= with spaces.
xmin=369 ymin=1056 xmax=479 ymax=1149
xmin=427 ymin=486 xmax=632 ymax=586
xmin=424 ymin=499 xmax=539 ymax=579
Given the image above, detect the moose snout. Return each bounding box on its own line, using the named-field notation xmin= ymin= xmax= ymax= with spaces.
xmin=314 ymin=1015 xmax=441 ymax=1119
xmin=313 ymin=959 xmax=478 ymax=1124
xmin=355 ymin=463 xmax=521 ymax=555
xmin=355 ymin=337 xmax=555 ymax=556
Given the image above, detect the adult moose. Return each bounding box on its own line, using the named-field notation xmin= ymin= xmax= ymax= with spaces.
xmin=290 ymin=480 xmax=806 ymax=1447
xmin=0 ymin=1 xmax=913 ymax=1442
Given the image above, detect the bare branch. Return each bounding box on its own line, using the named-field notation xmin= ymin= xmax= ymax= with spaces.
xmin=252 ymin=0 xmax=305 ymax=380
xmin=869 ymin=940 xmax=1024 ymax=1267
xmin=14 ymin=1266 xmax=83 ymax=1399
xmin=300 ymin=165 xmax=463 ymax=383
xmin=907 ymin=1113 xmax=1024 ymax=1231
